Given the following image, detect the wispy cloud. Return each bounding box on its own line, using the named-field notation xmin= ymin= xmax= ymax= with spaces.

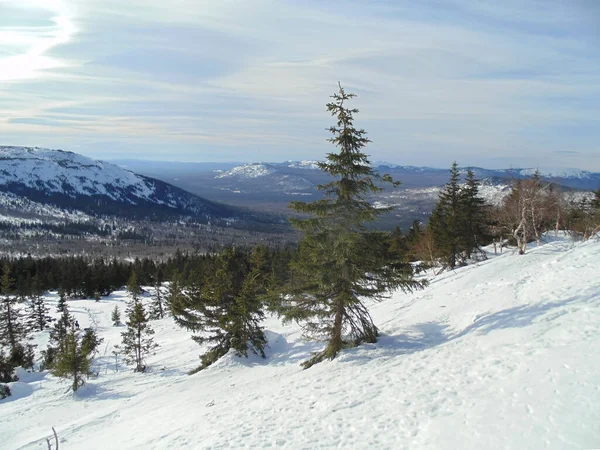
xmin=1 ymin=0 xmax=599 ymax=169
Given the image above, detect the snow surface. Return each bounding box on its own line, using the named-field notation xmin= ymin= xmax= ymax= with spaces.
xmin=0 ymin=146 xmax=157 ymax=203
xmin=1 ymin=236 xmax=600 ymax=449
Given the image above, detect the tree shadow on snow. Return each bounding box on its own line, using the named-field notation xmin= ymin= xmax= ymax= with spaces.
xmin=336 ymin=322 xmax=451 ymax=366
xmin=452 ymin=292 xmax=593 ymax=340
xmin=73 ymin=383 xmax=135 ymax=402
xmin=339 ymin=291 xmax=594 ymax=365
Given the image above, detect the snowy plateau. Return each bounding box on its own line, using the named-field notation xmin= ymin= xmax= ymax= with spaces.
xmin=1 ymin=235 xmax=599 ymax=449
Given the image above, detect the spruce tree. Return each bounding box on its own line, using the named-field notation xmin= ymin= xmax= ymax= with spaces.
xmin=0 ymin=266 xmax=28 ymax=354
xmin=171 ymin=247 xmax=267 ymax=372
xmin=281 ymin=84 xmax=425 ymax=368
xmin=459 ymin=170 xmax=488 ymax=259
xmin=428 ymin=162 xmax=463 ymax=269
xmin=149 ymin=268 xmax=165 ymax=320
xmin=43 ymin=291 xmax=72 ymax=369
xmin=121 ymin=296 xmax=157 ymax=372
xmin=165 ymin=274 xmax=184 ymax=316
xmin=111 ymin=304 xmax=121 ymax=326
xmin=81 ymin=328 xmax=103 ymax=357
xmin=51 ymin=326 xmax=92 ymax=392
xmin=127 ymin=272 xmax=142 ymax=301
xmin=0 ymin=349 xmax=17 ymax=383
xmin=27 ymin=277 xmax=53 ymax=332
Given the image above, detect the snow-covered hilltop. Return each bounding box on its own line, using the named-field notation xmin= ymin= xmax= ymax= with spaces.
xmin=215 ymin=163 xmax=277 ymax=179
xmin=0 ymin=146 xmax=156 ymax=202
xmin=215 ymin=161 xmax=322 ymax=179
xmin=0 ymin=146 xmax=251 ymax=222
xmin=1 ymin=235 xmax=599 ymax=449
xmin=285 ymin=160 xmax=321 ymax=170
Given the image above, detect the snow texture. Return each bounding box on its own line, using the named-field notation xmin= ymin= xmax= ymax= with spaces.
xmin=1 ymin=235 xmax=599 ymax=449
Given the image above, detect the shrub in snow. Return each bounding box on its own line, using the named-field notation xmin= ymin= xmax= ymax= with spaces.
xmin=112 ymin=305 xmax=121 ymax=326
xmin=0 ymin=383 xmax=10 ymax=399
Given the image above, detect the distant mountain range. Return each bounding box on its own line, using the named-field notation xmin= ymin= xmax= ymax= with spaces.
xmin=0 ymin=146 xmax=273 ymax=227
xmin=112 ymin=158 xmax=600 ymax=200
xmin=1 ymin=147 xmax=596 ymax=237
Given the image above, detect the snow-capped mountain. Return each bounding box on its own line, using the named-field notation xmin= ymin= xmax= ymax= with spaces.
xmin=285 ymin=160 xmax=321 ymax=170
xmin=513 ymin=167 xmax=594 ymax=180
xmin=0 ymin=146 xmax=253 ymax=222
xmin=212 ymin=162 xmax=317 ymax=194
xmin=215 ymin=163 xmax=277 ymax=179
xmin=113 ymin=158 xmax=598 ymax=231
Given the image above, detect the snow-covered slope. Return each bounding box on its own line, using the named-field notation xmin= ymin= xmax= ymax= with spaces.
xmin=0 ymin=146 xmax=157 ymax=201
xmin=0 ymin=146 xmax=248 ymax=221
xmin=2 ymin=236 xmax=599 ymax=449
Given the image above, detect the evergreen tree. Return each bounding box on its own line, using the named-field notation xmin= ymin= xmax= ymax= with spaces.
xmin=281 ymin=84 xmax=425 ymax=368
xmin=0 ymin=349 xmax=17 ymax=382
xmin=121 ymin=296 xmax=157 ymax=372
xmin=27 ymin=276 xmax=53 ymax=332
xmin=43 ymin=291 xmax=72 ymax=369
xmin=165 ymin=274 xmax=184 ymax=317
xmin=81 ymin=328 xmax=104 ymax=357
xmin=51 ymin=326 xmax=92 ymax=392
xmin=0 ymin=266 xmax=28 ymax=354
xmin=459 ymin=169 xmax=489 ymax=259
xmin=149 ymin=268 xmax=165 ymax=320
xmin=428 ymin=162 xmax=464 ymax=269
xmin=127 ymin=272 xmax=142 ymax=301
xmin=111 ymin=304 xmax=121 ymax=326
xmin=172 ymin=247 xmax=267 ymax=372
xmin=56 ymin=288 xmax=69 ymax=315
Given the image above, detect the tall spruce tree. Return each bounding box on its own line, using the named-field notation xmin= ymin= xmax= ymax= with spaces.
xmin=171 ymin=247 xmax=267 ymax=372
xmin=281 ymin=83 xmax=425 ymax=368
xmin=428 ymin=162 xmax=463 ymax=269
xmin=120 ymin=295 xmax=157 ymax=372
xmin=459 ymin=169 xmax=488 ymax=259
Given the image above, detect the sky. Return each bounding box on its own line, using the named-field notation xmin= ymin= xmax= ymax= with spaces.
xmin=1 ymin=0 xmax=599 ymax=170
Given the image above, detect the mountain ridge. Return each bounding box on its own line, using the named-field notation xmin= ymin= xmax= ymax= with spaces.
xmin=0 ymin=146 xmax=275 ymax=226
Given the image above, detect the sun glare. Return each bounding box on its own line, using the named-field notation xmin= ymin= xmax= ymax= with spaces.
xmin=0 ymin=0 xmax=76 ymax=81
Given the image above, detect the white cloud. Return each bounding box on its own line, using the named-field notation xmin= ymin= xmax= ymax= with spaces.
xmin=0 ymin=0 xmax=76 ymax=81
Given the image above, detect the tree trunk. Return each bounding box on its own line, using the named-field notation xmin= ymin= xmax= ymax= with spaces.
xmin=136 ymin=325 xmax=142 ymax=371
xmin=326 ymin=297 xmax=345 ymax=360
